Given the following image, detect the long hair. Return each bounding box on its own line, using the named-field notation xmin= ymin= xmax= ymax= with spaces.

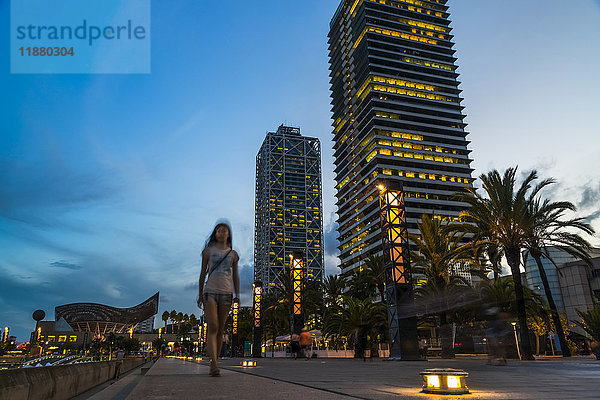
xmin=204 ymin=220 xmax=233 ymax=250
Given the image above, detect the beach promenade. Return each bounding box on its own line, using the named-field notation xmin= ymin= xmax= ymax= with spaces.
xmin=75 ymin=355 xmax=600 ymax=400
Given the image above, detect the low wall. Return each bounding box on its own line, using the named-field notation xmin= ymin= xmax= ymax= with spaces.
xmin=0 ymin=357 xmax=145 ymax=400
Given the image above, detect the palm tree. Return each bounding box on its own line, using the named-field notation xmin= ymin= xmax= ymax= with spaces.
xmin=262 ymin=290 xmax=289 ymax=356
xmin=575 ymin=304 xmax=600 ymax=359
xmin=189 ymin=314 xmax=198 ymax=332
xmin=455 ymin=167 xmax=542 ymax=360
xmin=162 ymin=311 xmax=169 ymax=332
xmin=324 ymin=296 xmax=387 ymax=358
xmin=410 ymin=214 xmax=479 ymax=358
xmin=323 ymin=274 xmax=345 ymax=308
xmin=169 ymin=310 xmax=177 ymax=334
xmin=477 ymin=278 xmax=545 ymax=319
xmin=487 ymin=243 xmax=504 ymax=280
xmin=347 ymin=268 xmax=377 ymax=301
xmin=176 ymin=312 xmax=184 ymax=333
xmin=362 ymin=255 xmax=386 ymax=302
xmin=523 ymin=189 xmax=595 ymax=357
xmin=303 ymin=278 xmax=325 ymax=329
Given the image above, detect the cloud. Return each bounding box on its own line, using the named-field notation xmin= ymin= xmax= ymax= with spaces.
xmin=238 ymin=263 xmax=254 ymax=306
xmin=583 ymin=209 xmax=600 ymax=225
xmin=49 ymin=261 xmax=82 ymax=270
xmin=0 ymin=250 xmax=176 ymax=341
xmin=323 ymin=212 xmax=341 ymax=277
xmin=578 ymin=181 xmax=600 ymax=210
xmin=323 ymin=212 xmax=340 ymax=258
xmin=0 ymin=158 xmax=121 ymax=229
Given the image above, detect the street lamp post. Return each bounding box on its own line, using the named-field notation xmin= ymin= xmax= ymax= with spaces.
xmin=252 ymin=281 xmax=263 ymax=358
xmin=378 ymin=181 xmax=419 ymax=360
xmin=511 ymin=322 xmax=521 ymax=360
xmin=202 ymin=321 xmax=207 ymax=354
xmin=290 ymin=251 xmax=304 ymax=335
xmin=232 ymin=299 xmax=239 ymax=357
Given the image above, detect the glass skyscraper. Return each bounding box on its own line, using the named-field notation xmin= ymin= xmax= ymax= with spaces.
xmin=328 ymin=0 xmax=475 ymax=274
xmin=254 ymin=125 xmax=325 ymax=289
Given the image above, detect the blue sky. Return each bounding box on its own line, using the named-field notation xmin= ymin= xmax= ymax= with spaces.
xmin=1 ymin=0 xmax=599 ymax=341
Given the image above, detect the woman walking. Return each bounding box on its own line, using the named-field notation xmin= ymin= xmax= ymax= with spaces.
xmin=197 ymin=221 xmax=240 ymax=376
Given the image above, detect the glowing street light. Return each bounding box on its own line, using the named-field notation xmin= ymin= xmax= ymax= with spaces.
xmin=378 ymin=180 xmax=419 ymax=360
xmin=290 ymin=251 xmax=304 ymax=335
xmin=252 ymin=281 xmax=263 ymax=358
xmin=232 ymin=299 xmax=239 ymax=357
xmin=232 ymin=300 xmax=239 ymax=335
xmin=242 ymin=360 xmax=257 ymax=367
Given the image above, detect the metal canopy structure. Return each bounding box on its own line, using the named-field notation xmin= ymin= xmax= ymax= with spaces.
xmin=55 ymin=292 xmax=159 ymax=335
xmin=254 ymin=125 xmax=324 ymax=290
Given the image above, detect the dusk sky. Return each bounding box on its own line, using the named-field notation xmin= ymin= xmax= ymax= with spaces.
xmin=2 ymin=0 xmax=600 ymax=341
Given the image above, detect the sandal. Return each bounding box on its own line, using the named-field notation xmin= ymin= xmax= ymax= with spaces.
xmin=209 ymin=359 xmax=220 ymax=376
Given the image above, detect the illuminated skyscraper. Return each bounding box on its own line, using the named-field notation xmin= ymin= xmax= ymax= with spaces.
xmin=254 ymin=125 xmax=324 ymax=289
xmin=328 ymin=0 xmax=474 ymax=275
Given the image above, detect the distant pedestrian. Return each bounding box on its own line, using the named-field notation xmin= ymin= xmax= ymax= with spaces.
xmin=114 ymin=348 xmax=124 ymax=380
xmin=300 ymin=329 xmax=312 ymax=360
xmin=116 ymin=348 xmax=125 ymax=359
xmin=419 ymin=338 xmax=428 ymax=359
xmin=486 ymin=308 xmax=508 ymax=366
xmin=291 ymin=333 xmax=301 ymax=360
xmin=220 ymin=332 xmax=230 ymax=358
xmin=197 ymin=221 xmax=240 ymax=376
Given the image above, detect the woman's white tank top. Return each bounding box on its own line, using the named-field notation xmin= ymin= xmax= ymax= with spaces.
xmin=203 ymin=246 xmax=238 ymax=294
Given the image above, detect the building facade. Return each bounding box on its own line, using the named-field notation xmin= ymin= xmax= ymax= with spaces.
xmin=524 ymin=248 xmax=600 ymax=337
xmin=254 ymin=125 xmax=325 ymax=289
xmin=134 ymin=316 xmax=155 ymax=333
xmin=328 ymin=0 xmax=474 ymax=274
xmin=524 ymin=248 xmax=576 ymax=314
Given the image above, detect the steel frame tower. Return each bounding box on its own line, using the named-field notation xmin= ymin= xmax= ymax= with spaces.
xmin=254 ymin=125 xmax=325 ymax=289
xmin=378 ymin=180 xmax=419 ymax=359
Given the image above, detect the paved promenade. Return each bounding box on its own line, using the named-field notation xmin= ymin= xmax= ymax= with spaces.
xmin=79 ymin=355 xmax=600 ymax=400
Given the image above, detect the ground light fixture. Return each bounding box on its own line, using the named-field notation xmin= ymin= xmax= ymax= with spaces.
xmin=241 ymin=360 xmax=257 ymax=367
xmin=420 ymin=368 xmax=469 ymax=395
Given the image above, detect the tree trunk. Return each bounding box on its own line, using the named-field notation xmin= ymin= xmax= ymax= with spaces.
xmin=439 ymin=312 xmax=455 ymax=359
xmin=492 ymin=258 xmax=500 ymax=280
xmin=378 ymin=284 xmax=386 ymax=304
xmin=533 ymin=254 xmax=571 ymax=357
xmin=506 ymin=248 xmax=535 ymax=360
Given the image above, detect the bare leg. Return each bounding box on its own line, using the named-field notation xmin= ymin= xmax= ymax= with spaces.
xmin=204 ymin=300 xmax=220 ymax=374
xmin=216 ymin=302 xmax=232 ymax=358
